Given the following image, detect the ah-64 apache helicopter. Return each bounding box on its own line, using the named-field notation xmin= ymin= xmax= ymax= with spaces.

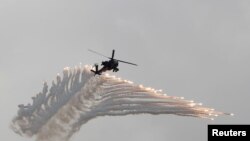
xmin=88 ymin=49 xmax=137 ymax=75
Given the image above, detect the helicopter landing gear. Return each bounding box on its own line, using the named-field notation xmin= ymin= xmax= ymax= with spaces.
xmin=113 ymin=68 xmax=119 ymax=72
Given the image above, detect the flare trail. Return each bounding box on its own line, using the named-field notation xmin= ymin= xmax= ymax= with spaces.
xmin=10 ymin=65 xmax=231 ymax=141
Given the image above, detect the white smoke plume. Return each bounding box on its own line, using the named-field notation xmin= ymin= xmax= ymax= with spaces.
xmin=10 ymin=65 xmax=231 ymax=141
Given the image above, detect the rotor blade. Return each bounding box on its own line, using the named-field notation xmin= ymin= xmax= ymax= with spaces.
xmin=95 ymin=64 xmax=98 ymax=71
xmin=117 ymin=59 xmax=138 ymax=66
xmin=111 ymin=49 xmax=115 ymax=59
xmin=88 ymin=49 xmax=110 ymax=59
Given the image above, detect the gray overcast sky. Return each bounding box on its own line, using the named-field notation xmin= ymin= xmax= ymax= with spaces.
xmin=0 ymin=0 xmax=249 ymax=141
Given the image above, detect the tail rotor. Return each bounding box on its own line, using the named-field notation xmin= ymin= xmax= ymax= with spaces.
xmin=91 ymin=64 xmax=101 ymax=75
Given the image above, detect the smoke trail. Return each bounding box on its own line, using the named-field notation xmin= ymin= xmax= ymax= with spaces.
xmin=10 ymin=65 xmax=231 ymax=141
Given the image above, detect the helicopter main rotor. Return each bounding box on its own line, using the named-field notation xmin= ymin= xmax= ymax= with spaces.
xmin=88 ymin=49 xmax=137 ymax=66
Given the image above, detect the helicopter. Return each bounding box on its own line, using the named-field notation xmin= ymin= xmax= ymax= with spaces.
xmin=88 ymin=49 xmax=137 ymax=75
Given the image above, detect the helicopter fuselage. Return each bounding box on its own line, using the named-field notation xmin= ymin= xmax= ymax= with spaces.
xmin=101 ymin=59 xmax=119 ymax=72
